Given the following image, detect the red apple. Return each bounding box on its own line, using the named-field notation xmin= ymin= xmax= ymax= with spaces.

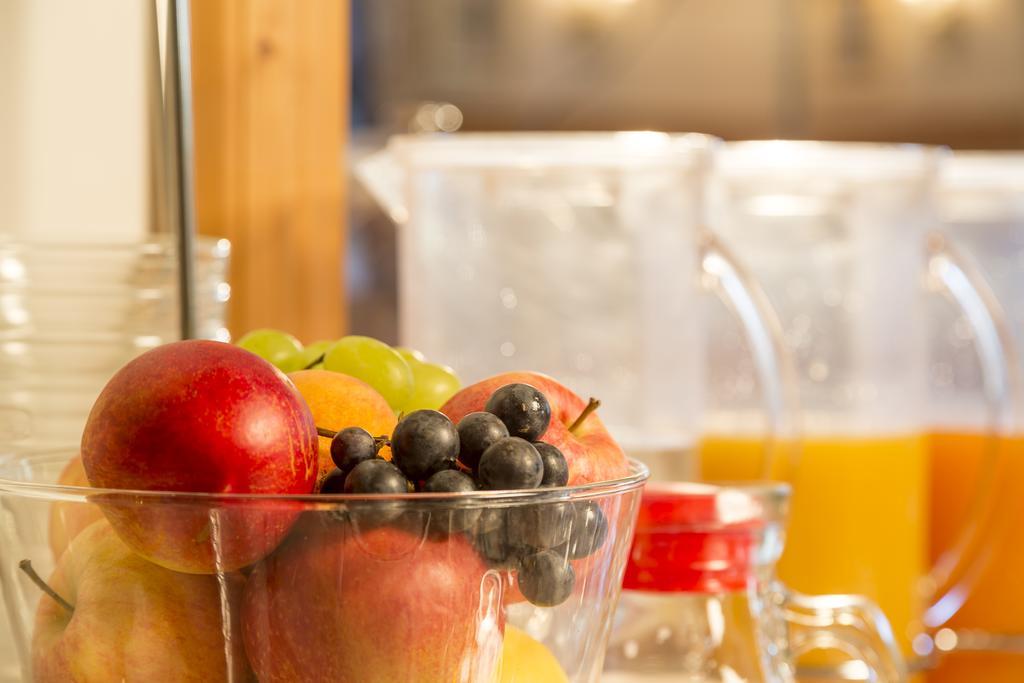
xmin=31 ymin=520 xmax=252 ymax=682
xmin=242 ymin=519 xmax=504 ymax=683
xmin=81 ymin=340 xmax=318 ymax=573
xmin=441 ymin=371 xmax=629 ymax=486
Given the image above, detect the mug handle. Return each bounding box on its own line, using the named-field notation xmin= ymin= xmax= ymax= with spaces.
xmin=922 ymin=233 xmax=1021 ymax=631
xmin=698 ymin=230 xmax=801 ymax=480
xmin=780 ymin=585 xmax=908 ymax=683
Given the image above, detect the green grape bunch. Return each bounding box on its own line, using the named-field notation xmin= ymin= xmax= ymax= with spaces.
xmin=234 ymin=330 xmax=461 ymax=414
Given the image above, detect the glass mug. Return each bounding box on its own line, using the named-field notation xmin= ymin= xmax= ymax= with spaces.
xmin=701 ymin=142 xmax=1013 ymax=671
xmin=357 ymin=132 xmax=797 ymax=485
xmin=0 ymin=449 xmax=647 ymax=682
xmin=927 ymin=152 xmax=1024 ymax=683
xmin=603 ymin=481 xmax=906 ymax=682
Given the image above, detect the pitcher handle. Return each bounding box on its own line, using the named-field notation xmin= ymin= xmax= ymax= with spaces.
xmin=699 ymin=230 xmax=801 ymax=479
xmin=922 ymin=233 xmax=1021 ymax=631
xmin=780 ymin=585 xmax=908 ymax=683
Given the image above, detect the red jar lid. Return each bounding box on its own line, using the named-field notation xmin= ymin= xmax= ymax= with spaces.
xmin=622 ymin=482 xmax=766 ymax=593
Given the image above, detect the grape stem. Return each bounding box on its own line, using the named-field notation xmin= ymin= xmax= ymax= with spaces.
xmin=315 ymin=427 xmax=391 ymax=449
xmin=568 ymin=398 xmax=601 ymax=435
xmin=19 ymin=560 xmax=74 ymax=615
xmin=303 ymin=353 xmax=326 ymax=370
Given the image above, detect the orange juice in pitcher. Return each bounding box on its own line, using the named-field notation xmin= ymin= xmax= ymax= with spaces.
xmin=707 ymin=142 xmax=1012 ymax=672
xmin=925 ymin=432 xmax=1024 ymax=682
xmin=925 ymin=152 xmax=1024 ymax=681
xmin=700 ymin=433 xmax=928 ymax=654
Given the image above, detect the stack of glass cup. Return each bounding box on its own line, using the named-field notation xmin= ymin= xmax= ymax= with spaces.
xmin=0 ymin=236 xmax=229 ymax=682
xmin=0 ymin=236 xmax=231 ymax=450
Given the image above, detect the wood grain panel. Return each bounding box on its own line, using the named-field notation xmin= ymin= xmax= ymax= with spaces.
xmin=191 ymin=0 xmax=347 ymax=342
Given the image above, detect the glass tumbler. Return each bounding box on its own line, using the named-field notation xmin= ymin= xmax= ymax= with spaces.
xmin=603 ymin=481 xmax=906 ymax=682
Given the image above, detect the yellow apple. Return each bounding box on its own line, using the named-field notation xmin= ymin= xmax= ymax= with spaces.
xmin=48 ymin=455 xmax=104 ymax=561
xmin=32 ymin=520 xmax=252 ymax=682
xmin=497 ymin=626 xmax=568 ymax=683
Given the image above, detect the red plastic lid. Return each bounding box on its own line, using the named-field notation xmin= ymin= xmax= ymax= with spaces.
xmin=622 ymin=482 xmax=767 ymax=593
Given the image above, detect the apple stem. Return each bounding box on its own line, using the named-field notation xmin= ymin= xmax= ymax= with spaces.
xmin=568 ymin=398 xmax=601 ymax=435
xmin=303 ymin=353 xmax=326 ymax=370
xmin=317 ymin=426 xmax=337 ymax=439
xmin=19 ymin=560 xmax=74 ymax=615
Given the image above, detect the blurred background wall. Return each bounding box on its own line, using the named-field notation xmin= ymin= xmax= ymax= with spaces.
xmin=347 ymin=0 xmax=1024 ymax=341
xmin=3 ymin=0 xmax=1023 ymax=339
xmin=354 ymin=0 xmax=1024 ymax=145
xmin=0 ymin=0 xmax=150 ymax=243
xmin=0 ymin=0 xmax=348 ymax=343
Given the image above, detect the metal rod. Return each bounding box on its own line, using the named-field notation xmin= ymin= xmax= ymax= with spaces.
xmin=776 ymin=0 xmax=807 ymax=138
xmin=166 ymin=0 xmax=197 ymax=340
xmin=146 ymin=0 xmax=168 ymax=237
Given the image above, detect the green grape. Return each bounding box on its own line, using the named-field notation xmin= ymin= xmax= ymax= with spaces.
xmin=236 ymin=329 xmax=302 ymax=371
xmin=323 ymin=336 xmax=413 ymax=411
xmin=293 ymin=340 xmax=334 ymax=371
xmin=275 ymin=354 xmax=307 ymax=373
xmin=403 ymin=360 xmax=461 ymax=412
xmin=394 ymin=347 xmax=426 ymax=365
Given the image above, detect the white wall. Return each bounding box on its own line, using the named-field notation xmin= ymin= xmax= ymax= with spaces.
xmin=0 ymin=0 xmax=152 ymax=243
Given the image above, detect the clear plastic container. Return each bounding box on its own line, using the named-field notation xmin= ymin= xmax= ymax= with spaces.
xmin=0 ymin=449 xmax=647 ymax=682
xmin=603 ymin=481 xmax=906 ymax=682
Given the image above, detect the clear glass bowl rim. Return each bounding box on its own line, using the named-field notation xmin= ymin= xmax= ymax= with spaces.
xmin=0 ymin=449 xmax=650 ymax=507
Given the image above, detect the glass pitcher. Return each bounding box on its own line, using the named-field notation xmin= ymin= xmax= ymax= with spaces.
xmin=703 ymin=141 xmax=1013 ymax=669
xmin=603 ymin=481 xmax=906 ymax=682
xmin=357 ymin=132 xmax=796 ymax=482
xmin=927 ymin=151 xmax=1024 ymax=683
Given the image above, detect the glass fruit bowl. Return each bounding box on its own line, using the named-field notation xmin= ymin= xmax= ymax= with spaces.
xmin=0 ymin=449 xmax=647 ymax=683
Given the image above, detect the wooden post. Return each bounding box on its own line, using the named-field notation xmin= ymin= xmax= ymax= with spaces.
xmin=190 ymin=0 xmax=347 ymax=342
